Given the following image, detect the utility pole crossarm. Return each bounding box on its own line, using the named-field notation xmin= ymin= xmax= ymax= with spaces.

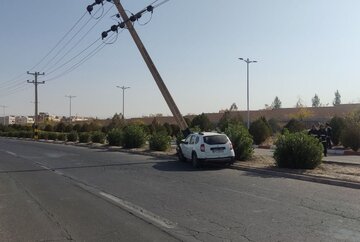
xmin=112 ymin=0 xmax=189 ymax=135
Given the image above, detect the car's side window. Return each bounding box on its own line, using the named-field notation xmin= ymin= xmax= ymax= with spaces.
xmin=189 ymin=135 xmax=195 ymax=144
xmin=185 ymin=135 xmax=191 ymax=143
xmin=195 ymin=136 xmax=199 ymax=144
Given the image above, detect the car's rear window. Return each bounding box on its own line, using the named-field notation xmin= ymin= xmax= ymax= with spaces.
xmin=203 ymin=135 xmax=228 ymax=145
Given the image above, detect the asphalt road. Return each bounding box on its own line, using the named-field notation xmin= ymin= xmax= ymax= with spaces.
xmin=1 ymin=138 xmax=360 ymax=242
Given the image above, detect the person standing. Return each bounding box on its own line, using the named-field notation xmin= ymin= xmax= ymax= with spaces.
xmin=308 ymin=124 xmax=319 ymax=140
xmin=318 ymin=124 xmax=328 ymax=156
xmin=325 ymin=122 xmax=332 ymax=149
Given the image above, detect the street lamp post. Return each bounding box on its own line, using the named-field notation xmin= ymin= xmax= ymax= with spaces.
xmin=238 ymin=58 xmax=257 ymax=129
xmin=116 ymin=86 xmax=130 ymax=119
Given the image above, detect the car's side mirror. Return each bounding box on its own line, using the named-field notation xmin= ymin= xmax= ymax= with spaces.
xmin=180 ymin=140 xmax=188 ymax=144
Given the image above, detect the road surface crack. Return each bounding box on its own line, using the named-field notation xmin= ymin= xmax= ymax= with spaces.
xmin=8 ymin=174 xmax=74 ymax=241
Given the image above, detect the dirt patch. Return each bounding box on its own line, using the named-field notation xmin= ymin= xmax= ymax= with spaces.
xmin=239 ymin=155 xmax=360 ymax=183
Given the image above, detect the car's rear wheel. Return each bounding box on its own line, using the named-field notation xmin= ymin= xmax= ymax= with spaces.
xmin=192 ymin=153 xmax=200 ymax=168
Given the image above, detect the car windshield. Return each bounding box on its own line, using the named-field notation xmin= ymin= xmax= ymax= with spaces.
xmin=203 ymin=135 xmax=228 ymax=145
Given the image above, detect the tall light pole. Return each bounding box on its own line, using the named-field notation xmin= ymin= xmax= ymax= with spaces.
xmin=65 ymin=95 xmax=76 ymax=123
xmin=116 ymin=86 xmax=130 ymax=119
xmin=238 ymin=58 xmax=257 ymax=129
xmin=0 ymin=105 xmax=8 ymax=125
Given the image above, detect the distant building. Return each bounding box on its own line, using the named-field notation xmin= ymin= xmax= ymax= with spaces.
xmin=0 ymin=116 xmax=16 ymax=125
xmin=15 ymin=116 xmax=34 ymax=125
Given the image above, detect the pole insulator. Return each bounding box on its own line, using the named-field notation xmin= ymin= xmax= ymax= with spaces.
xmin=87 ymin=5 xmax=94 ymax=13
xmin=130 ymin=15 xmax=137 ymax=22
xmin=146 ymin=5 xmax=154 ymax=12
xmin=101 ymin=31 xmax=108 ymax=39
xmin=119 ymin=22 xmax=125 ymax=28
xmin=111 ymin=25 xmax=118 ymax=32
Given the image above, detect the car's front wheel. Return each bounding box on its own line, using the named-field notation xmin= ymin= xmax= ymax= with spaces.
xmin=192 ymin=152 xmax=200 ymax=168
xmin=177 ymin=148 xmax=186 ymax=162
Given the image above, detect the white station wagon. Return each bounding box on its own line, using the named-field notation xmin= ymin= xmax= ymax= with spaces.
xmin=177 ymin=132 xmax=235 ymax=168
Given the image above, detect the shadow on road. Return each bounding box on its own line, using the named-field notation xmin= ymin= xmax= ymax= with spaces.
xmin=152 ymin=160 xmax=227 ymax=172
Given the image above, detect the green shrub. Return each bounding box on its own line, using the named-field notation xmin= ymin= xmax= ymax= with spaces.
xmin=268 ymin=118 xmax=281 ymax=133
xmin=274 ymin=132 xmax=323 ymax=169
xmin=149 ymin=132 xmax=171 ymax=151
xmin=123 ymin=125 xmax=146 ymax=149
xmin=44 ymin=124 xmax=53 ymax=132
xmin=39 ymin=132 xmax=49 ymax=140
xmin=79 ymin=132 xmax=91 ymax=143
xmin=225 ymin=123 xmax=253 ymax=160
xmin=57 ymin=133 xmax=67 ymax=141
xmin=329 ymin=116 xmax=345 ymax=146
xmin=67 ymin=131 xmax=78 ymax=142
xmin=283 ymin=119 xmax=305 ymax=133
xmin=249 ymin=118 xmax=272 ymax=145
xmin=18 ymin=131 xmax=30 ymax=138
xmin=47 ymin=132 xmax=58 ymax=140
xmin=91 ymin=131 xmax=106 ymax=144
xmin=340 ymin=122 xmax=360 ymax=151
xmin=107 ymin=129 xmax=123 ymax=146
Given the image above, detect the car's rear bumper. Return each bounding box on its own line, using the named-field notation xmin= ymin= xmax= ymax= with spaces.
xmin=199 ymin=156 xmax=235 ymax=164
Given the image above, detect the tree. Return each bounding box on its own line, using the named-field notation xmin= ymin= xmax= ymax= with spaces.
xmin=271 ymin=96 xmax=282 ymax=109
xmin=333 ymin=90 xmax=341 ymax=106
xmin=249 ymin=117 xmax=272 ymax=145
xmin=295 ymin=97 xmax=305 ymax=108
xmin=190 ymin=113 xmax=212 ymax=131
xmin=312 ymin=94 xmax=321 ymax=107
xmin=283 ymin=119 xmax=305 ymax=133
xmin=229 ymin=103 xmax=238 ymax=111
xmin=217 ymin=111 xmax=243 ymax=132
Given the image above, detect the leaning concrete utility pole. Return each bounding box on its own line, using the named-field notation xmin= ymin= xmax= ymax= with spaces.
xmin=27 ymin=71 xmax=45 ymax=139
xmin=112 ymin=0 xmax=190 ymax=136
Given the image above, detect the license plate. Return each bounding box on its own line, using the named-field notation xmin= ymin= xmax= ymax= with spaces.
xmin=213 ymin=149 xmax=224 ymax=153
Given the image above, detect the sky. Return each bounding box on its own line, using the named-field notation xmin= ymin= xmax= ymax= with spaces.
xmin=1 ymin=0 xmax=360 ymax=119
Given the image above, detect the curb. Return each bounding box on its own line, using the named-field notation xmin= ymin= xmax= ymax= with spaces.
xmin=230 ymin=164 xmax=360 ymax=190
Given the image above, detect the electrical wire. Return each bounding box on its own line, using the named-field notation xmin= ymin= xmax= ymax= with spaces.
xmin=45 ymin=37 xmax=102 ymax=76
xmin=0 ymin=10 xmax=88 ymax=91
xmin=29 ymin=11 xmax=88 ymax=72
xmin=90 ymin=3 xmax=105 ymax=20
xmin=42 ymin=4 xmax=114 ymax=74
xmin=153 ymin=0 xmax=171 ymax=9
xmin=39 ymin=7 xmax=104 ymax=72
xmin=45 ymin=41 xmax=108 ymax=82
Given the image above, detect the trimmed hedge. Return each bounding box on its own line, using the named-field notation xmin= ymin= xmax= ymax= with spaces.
xmin=340 ymin=122 xmax=360 ymax=151
xmin=123 ymin=125 xmax=146 ymax=149
xmin=57 ymin=133 xmax=67 ymax=141
xmin=225 ymin=123 xmax=253 ymax=160
xmin=107 ymin=129 xmax=123 ymax=146
xmin=149 ymin=132 xmax=171 ymax=151
xmin=47 ymin=132 xmax=58 ymax=141
xmin=67 ymin=131 xmax=78 ymax=142
xmin=274 ymin=132 xmax=323 ymax=169
xmin=91 ymin=131 xmax=106 ymax=144
xmin=79 ymin=132 xmax=91 ymax=143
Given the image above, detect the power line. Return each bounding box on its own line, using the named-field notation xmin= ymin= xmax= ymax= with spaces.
xmin=29 ymin=12 xmax=89 ymax=72
xmin=43 ymin=4 xmax=114 ymax=74
xmin=45 ymin=39 xmax=108 ymax=82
